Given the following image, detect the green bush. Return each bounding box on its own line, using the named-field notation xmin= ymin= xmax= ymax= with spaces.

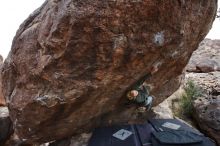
xmin=178 ymin=80 xmax=201 ymax=118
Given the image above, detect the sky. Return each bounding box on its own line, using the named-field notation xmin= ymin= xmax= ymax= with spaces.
xmin=0 ymin=0 xmax=45 ymax=59
xmin=0 ymin=1 xmax=219 ymax=59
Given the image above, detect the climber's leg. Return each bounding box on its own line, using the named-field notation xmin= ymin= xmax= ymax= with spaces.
xmin=145 ymin=96 xmax=153 ymax=111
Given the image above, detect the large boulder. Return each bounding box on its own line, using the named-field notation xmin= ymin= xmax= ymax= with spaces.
xmin=186 ymin=39 xmax=220 ymax=73
xmin=186 ymin=72 xmax=220 ymax=145
xmin=193 ymin=94 xmax=220 ymax=146
xmin=0 ymin=55 xmax=5 ymax=106
xmin=1 ymin=0 xmax=217 ymax=144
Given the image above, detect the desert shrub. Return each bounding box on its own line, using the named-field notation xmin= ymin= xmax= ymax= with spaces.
xmin=178 ymin=80 xmax=201 ymax=118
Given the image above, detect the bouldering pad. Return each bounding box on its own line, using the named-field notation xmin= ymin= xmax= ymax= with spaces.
xmin=88 ymin=119 xmax=216 ymax=146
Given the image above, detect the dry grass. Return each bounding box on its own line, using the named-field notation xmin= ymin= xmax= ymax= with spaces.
xmin=172 ymin=80 xmax=201 ymax=119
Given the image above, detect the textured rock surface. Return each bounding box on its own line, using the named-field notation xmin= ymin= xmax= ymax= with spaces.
xmin=193 ymin=95 xmax=220 ymax=146
xmin=186 ymin=39 xmax=220 ymax=73
xmin=186 ymin=72 xmax=220 ymax=145
xmin=0 ymin=107 xmax=13 ymax=145
xmin=49 ymin=133 xmax=91 ymax=146
xmin=185 ymin=72 xmax=220 ymax=94
xmin=0 ymin=55 xmax=5 ymax=106
xmin=1 ymin=0 xmax=217 ymax=144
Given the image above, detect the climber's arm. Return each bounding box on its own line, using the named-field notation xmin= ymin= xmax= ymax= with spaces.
xmin=142 ymin=85 xmax=149 ymax=96
xmin=133 ymin=73 xmax=151 ymax=89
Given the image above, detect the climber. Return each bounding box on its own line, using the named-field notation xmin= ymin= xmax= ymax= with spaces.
xmin=127 ymin=74 xmax=154 ymax=112
xmin=126 ymin=66 xmax=158 ymax=112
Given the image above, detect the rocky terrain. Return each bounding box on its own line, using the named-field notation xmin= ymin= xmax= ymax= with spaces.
xmin=187 ymin=72 xmax=220 ymax=146
xmin=153 ymin=39 xmax=220 ymax=145
xmin=186 ymin=39 xmax=220 ymax=146
xmin=0 ymin=0 xmax=218 ymax=145
xmin=186 ymin=39 xmax=220 ymax=73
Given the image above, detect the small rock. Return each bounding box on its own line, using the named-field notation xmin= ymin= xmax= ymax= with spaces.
xmin=0 ymin=107 xmax=13 ymax=145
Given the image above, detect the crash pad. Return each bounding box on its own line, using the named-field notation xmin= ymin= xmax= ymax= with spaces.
xmin=88 ymin=124 xmax=142 ymax=146
xmin=88 ymin=119 xmax=216 ymax=146
xmin=149 ymin=119 xmax=216 ymax=146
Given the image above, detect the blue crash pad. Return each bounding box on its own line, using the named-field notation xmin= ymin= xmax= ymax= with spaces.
xmin=88 ymin=124 xmax=142 ymax=146
xmin=149 ymin=119 xmax=216 ymax=146
xmin=88 ymin=122 xmax=156 ymax=146
xmin=88 ymin=119 xmax=216 ymax=146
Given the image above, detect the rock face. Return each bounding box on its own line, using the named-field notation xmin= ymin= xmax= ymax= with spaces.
xmin=194 ymin=95 xmax=220 ymax=146
xmin=1 ymin=0 xmax=217 ymax=144
xmin=0 ymin=55 xmax=5 ymax=106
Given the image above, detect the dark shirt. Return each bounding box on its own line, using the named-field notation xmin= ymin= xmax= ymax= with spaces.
xmin=131 ymin=74 xmax=151 ymax=106
xmin=135 ymin=86 xmax=149 ymax=104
